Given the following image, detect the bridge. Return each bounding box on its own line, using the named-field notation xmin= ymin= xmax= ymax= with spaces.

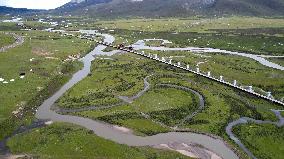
xmin=92 ymin=39 xmax=284 ymax=107
xmin=16 ymin=22 xmax=284 ymax=107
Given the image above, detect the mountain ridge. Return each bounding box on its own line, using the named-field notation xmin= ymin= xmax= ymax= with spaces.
xmin=1 ymin=0 xmax=284 ymax=17
xmin=0 ymin=6 xmax=42 ymax=15
xmin=51 ymin=0 xmax=284 ymax=18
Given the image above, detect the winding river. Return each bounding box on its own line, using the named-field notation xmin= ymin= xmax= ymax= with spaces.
xmin=156 ymin=84 xmax=205 ymax=128
xmin=226 ymin=109 xmax=284 ymax=159
xmin=132 ymin=40 xmax=284 ymax=71
xmin=118 ymin=75 xmax=152 ymax=103
xmin=54 ymin=74 xmax=151 ymax=113
xmin=35 ymin=31 xmax=238 ymax=159
xmin=0 ymin=33 xmax=24 ymax=52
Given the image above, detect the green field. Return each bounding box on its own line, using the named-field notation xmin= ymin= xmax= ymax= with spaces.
xmin=0 ymin=30 xmax=93 ymax=121
xmin=0 ymin=22 xmax=22 ymax=31
xmin=233 ymin=123 xmax=284 ymax=159
xmin=0 ymin=32 xmax=14 ymax=48
xmin=107 ymin=28 xmax=284 ymax=56
xmin=0 ymin=29 xmax=95 ymax=140
xmin=144 ymin=50 xmax=284 ymax=99
xmin=92 ymin=17 xmax=284 ymax=33
xmin=1 ymin=17 xmax=284 ymax=159
xmin=56 ymin=52 xmax=282 ymax=139
xmin=7 ymin=123 xmax=190 ymax=159
xmin=268 ymin=57 xmax=284 ymax=67
xmin=66 ymin=17 xmax=284 ymax=56
xmin=51 ymin=50 xmax=282 ymax=159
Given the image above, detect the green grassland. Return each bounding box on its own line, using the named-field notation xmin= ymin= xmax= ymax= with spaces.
xmin=268 ymin=57 xmax=284 ymax=67
xmin=2 ymin=17 xmax=284 ymax=159
xmin=83 ymin=17 xmax=284 ymax=56
xmin=92 ymin=17 xmax=284 ymax=33
xmin=57 ymin=54 xmax=147 ymax=109
xmin=56 ymin=52 xmax=282 ymax=137
xmin=108 ymin=28 xmax=284 ymax=56
xmin=53 ymin=51 xmax=283 ymax=158
xmin=7 ymin=123 xmax=190 ymax=159
xmin=233 ymin=124 xmax=284 ymax=159
xmin=0 ymin=28 xmax=95 ymax=140
xmin=0 ymin=32 xmax=15 ymax=48
xmin=145 ymin=50 xmax=284 ymax=100
xmin=24 ymin=21 xmax=52 ymax=30
xmin=48 ymin=18 xmax=284 ymax=159
xmin=0 ymin=22 xmax=22 ymax=31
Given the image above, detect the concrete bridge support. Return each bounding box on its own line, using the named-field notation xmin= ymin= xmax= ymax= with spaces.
xmin=196 ymin=68 xmax=200 ymax=73
xmin=233 ymin=80 xmax=237 ymax=87
xmin=248 ymin=86 xmax=253 ymax=92
xmin=220 ymin=76 xmax=224 ymax=81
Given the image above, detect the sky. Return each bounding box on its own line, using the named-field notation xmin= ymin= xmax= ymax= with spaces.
xmin=0 ymin=0 xmax=71 ymax=9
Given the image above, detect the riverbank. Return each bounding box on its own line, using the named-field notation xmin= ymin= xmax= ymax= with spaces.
xmin=0 ymin=33 xmax=24 ymax=52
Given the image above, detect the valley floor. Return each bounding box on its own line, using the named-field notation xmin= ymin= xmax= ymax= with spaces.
xmin=0 ymin=16 xmax=284 ymax=159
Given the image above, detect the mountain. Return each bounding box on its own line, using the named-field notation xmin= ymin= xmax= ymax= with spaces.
xmin=209 ymin=0 xmax=284 ymax=16
xmin=0 ymin=6 xmax=42 ymax=15
xmin=53 ymin=0 xmax=112 ymax=14
xmin=52 ymin=0 xmax=284 ymax=18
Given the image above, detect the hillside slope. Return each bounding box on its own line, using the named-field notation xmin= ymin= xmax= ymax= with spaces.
xmin=0 ymin=6 xmax=42 ymax=15
xmin=52 ymin=0 xmax=284 ymax=17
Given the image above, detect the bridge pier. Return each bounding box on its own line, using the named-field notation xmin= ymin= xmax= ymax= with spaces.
xmin=154 ymin=54 xmax=158 ymax=59
xmin=177 ymin=62 xmax=181 ymax=67
xmin=248 ymin=86 xmax=253 ymax=92
xmin=207 ymin=71 xmax=211 ymax=77
xmin=220 ymin=76 xmax=224 ymax=81
xmin=267 ymin=92 xmax=272 ymax=98
xmin=162 ymin=57 xmax=166 ymax=62
xmin=169 ymin=59 xmax=172 ymax=64
xmin=187 ymin=65 xmax=190 ymax=70
xmin=196 ymin=68 xmax=200 ymax=73
xmin=233 ymin=80 xmax=237 ymax=87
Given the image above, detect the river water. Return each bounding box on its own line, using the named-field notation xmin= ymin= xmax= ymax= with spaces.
xmin=35 ymin=30 xmax=238 ymax=159
xmin=132 ymin=40 xmax=284 ymax=71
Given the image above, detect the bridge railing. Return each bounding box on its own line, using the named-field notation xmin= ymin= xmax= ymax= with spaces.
xmin=51 ymin=30 xmax=284 ymax=107
xmin=99 ymin=42 xmax=284 ymax=107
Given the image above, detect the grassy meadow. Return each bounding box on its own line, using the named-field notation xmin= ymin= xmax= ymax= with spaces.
xmin=7 ymin=123 xmax=190 ymax=159
xmin=0 ymin=26 xmax=95 ymax=140
xmin=55 ymin=52 xmax=282 ymax=140
xmin=1 ymin=17 xmax=284 ymax=159
xmin=0 ymin=32 xmax=14 ymax=48
xmin=92 ymin=17 xmax=284 ymax=33
xmin=144 ymin=50 xmax=284 ymax=100
xmin=233 ymin=123 xmax=284 ymax=159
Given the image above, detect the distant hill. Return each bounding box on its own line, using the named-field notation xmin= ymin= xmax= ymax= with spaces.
xmin=2 ymin=0 xmax=284 ymax=17
xmin=0 ymin=6 xmax=42 ymax=15
xmin=51 ymin=0 xmax=284 ymax=18
xmin=53 ymin=0 xmax=112 ymax=15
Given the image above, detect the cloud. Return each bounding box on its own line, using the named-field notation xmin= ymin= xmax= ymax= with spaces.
xmin=0 ymin=0 xmax=71 ymax=9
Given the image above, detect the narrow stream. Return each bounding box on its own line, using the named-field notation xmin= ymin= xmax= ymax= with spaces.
xmin=226 ymin=109 xmax=284 ymax=159
xmin=0 ymin=33 xmax=24 ymax=52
